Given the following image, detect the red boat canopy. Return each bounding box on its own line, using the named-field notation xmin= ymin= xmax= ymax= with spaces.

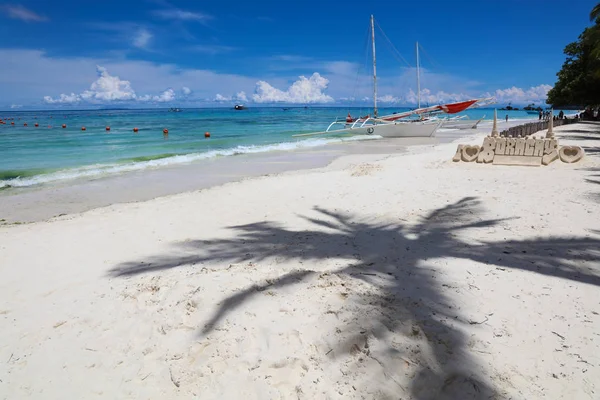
xmin=376 ymin=97 xmax=494 ymax=122
xmin=438 ymin=99 xmax=479 ymax=114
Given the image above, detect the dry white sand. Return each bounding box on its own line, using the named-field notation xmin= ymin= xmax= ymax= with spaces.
xmin=1 ymin=122 xmax=599 ymax=399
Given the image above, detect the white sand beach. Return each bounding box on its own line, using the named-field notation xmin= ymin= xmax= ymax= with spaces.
xmin=1 ymin=122 xmax=599 ymax=399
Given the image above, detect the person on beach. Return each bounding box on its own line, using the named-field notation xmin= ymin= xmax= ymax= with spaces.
xmin=539 ymin=110 xmax=542 ymax=120
xmin=505 ymin=115 xmax=508 ymax=122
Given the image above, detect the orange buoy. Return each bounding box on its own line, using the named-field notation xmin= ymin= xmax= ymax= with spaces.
xmin=34 ymin=123 xmax=39 ymax=127
xmin=163 ymin=129 xmax=169 ymax=134
xmin=23 ymin=123 xmax=27 ymax=127
xmin=81 ymin=126 xmax=86 ymax=131
xmin=204 ymin=131 xmax=210 ymax=138
xmin=106 ymin=126 xmax=110 ymax=131
xmin=133 ymin=127 xmax=139 ymax=133
xmin=11 ymin=122 xmax=14 ymax=125
xmin=62 ymin=124 xmax=66 ymax=128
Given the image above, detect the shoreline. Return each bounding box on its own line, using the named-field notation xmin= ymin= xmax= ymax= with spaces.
xmin=0 ymin=119 xmax=532 ymax=224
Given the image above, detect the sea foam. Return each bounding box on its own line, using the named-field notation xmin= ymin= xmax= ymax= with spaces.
xmin=0 ymin=135 xmax=381 ymax=188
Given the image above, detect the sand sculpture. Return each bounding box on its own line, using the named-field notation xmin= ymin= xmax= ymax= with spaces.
xmin=452 ymin=110 xmax=584 ymax=166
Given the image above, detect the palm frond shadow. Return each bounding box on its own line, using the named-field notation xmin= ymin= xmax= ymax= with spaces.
xmin=110 ymin=197 xmax=600 ymax=399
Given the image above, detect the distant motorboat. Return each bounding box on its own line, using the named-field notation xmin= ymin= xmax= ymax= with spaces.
xmin=169 ymin=107 xmax=182 ymax=112
xmin=234 ymin=104 xmax=246 ymax=110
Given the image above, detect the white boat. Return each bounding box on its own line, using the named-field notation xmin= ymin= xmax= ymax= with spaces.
xmin=294 ymin=117 xmax=442 ymax=138
xmin=294 ymin=16 xmax=493 ymax=139
xmin=439 ymin=115 xmax=486 ymax=129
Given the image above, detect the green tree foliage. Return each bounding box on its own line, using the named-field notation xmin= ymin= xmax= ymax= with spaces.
xmin=546 ymin=3 xmax=600 ymax=106
xmin=591 ymin=3 xmax=600 ymax=21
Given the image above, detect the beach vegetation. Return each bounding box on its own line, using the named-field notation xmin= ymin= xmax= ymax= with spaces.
xmin=547 ymin=2 xmax=600 ymax=107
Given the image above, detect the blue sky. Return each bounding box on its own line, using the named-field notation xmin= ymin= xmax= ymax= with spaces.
xmin=0 ymin=0 xmax=597 ymax=109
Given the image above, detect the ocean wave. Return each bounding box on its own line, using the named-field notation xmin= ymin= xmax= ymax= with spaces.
xmin=0 ymin=135 xmax=381 ymax=188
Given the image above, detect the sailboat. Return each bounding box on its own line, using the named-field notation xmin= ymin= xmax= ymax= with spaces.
xmin=294 ymin=15 xmax=493 ymax=139
xmin=438 ymin=114 xmax=486 ymax=129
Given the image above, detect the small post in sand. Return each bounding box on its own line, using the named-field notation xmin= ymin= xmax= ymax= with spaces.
xmin=491 ymin=108 xmax=499 ymax=137
xmin=546 ymin=108 xmax=554 ymax=139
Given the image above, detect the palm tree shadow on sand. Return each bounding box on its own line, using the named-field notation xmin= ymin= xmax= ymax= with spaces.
xmin=110 ymin=197 xmax=600 ymax=399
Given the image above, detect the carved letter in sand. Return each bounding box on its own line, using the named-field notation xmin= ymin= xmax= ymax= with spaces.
xmin=452 ymin=135 xmax=584 ymax=166
xmin=533 ymin=140 xmax=545 ymax=157
xmin=495 ymin=138 xmax=506 ymax=155
xmin=514 ymin=139 xmax=526 ymax=156
xmin=477 ymin=137 xmax=496 ymax=163
xmin=505 ymin=138 xmax=516 ymax=155
xmin=559 ymin=146 xmax=584 ymax=163
xmin=461 ymin=145 xmax=480 ymax=162
xmin=542 ymin=140 xmax=559 ymax=165
xmin=452 ymin=145 xmax=464 ymax=162
xmin=524 ymin=139 xmax=536 ymax=156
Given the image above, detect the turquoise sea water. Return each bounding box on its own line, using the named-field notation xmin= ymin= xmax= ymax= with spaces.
xmin=0 ymin=106 xmax=540 ymax=189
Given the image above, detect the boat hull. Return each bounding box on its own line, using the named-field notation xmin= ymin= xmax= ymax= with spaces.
xmin=343 ymin=121 xmax=441 ymax=137
xmin=441 ymin=118 xmax=483 ymax=129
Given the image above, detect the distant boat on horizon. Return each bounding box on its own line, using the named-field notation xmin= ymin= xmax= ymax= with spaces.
xmin=168 ymin=107 xmax=182 ymax=112
xmin=234 ymin=104 xmax=246 ymax=110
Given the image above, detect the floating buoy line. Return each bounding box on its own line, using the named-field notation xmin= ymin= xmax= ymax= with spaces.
xmin=0 ymin=118 xmax=213 ymax=139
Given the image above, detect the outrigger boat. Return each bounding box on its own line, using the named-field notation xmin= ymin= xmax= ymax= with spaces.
xmin=294 ymin=15 xmax=494 ymax=139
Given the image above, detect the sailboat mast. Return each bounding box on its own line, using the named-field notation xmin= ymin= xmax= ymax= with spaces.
xmin=371 ymin=15 xmax=377 ymax=118
xmin=416 ymin=41 xmax=421 ymax=109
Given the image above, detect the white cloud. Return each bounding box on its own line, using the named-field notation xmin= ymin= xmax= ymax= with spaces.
xmin=214 ymin=94 xmax=230 ymax=102
xmin=0 ymin=48 xmax=553 ymax=109
xmin=489 ymin=84 xmax=552 ymax=105
xmin=43 ymin=65 xmax=176 ymax=104
xmin=133 ymin=28 xmax=153 ymax=49
xmin=0 ymin=49 xmax=265 ymax=106
xmin=152 ymin=88 xmax=175 ymax=102
xmin=270 ymin=55 xmax=312 ymax=63
xmin=252 ymin=73 xmax=334 ymax=104
xmin=235 ymin=91 xmax=247 ymax=102
xmin=378 ymin=95 xmax=400 ymax=103
xmin=214 ymin=91 xmax=248 ymax=102
xmin=10 ymin=104 xmax=22 ymax=109
xmin=2 ymin=5 xmax=47 ymax=22
xmin=323 ymin=61 xmax=359 ymax=77
xmin=79 ymin=66 xmax=137 ymax=101
xmin=182 ymin=86 xmax=192 ymax=96
xmin=189 ymin=45 xmax=236 ymax=55
xmin=153 ymin=8 xmax=212 ymax=23
xmin=43 ymin=93 xmax=81 ymax=104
